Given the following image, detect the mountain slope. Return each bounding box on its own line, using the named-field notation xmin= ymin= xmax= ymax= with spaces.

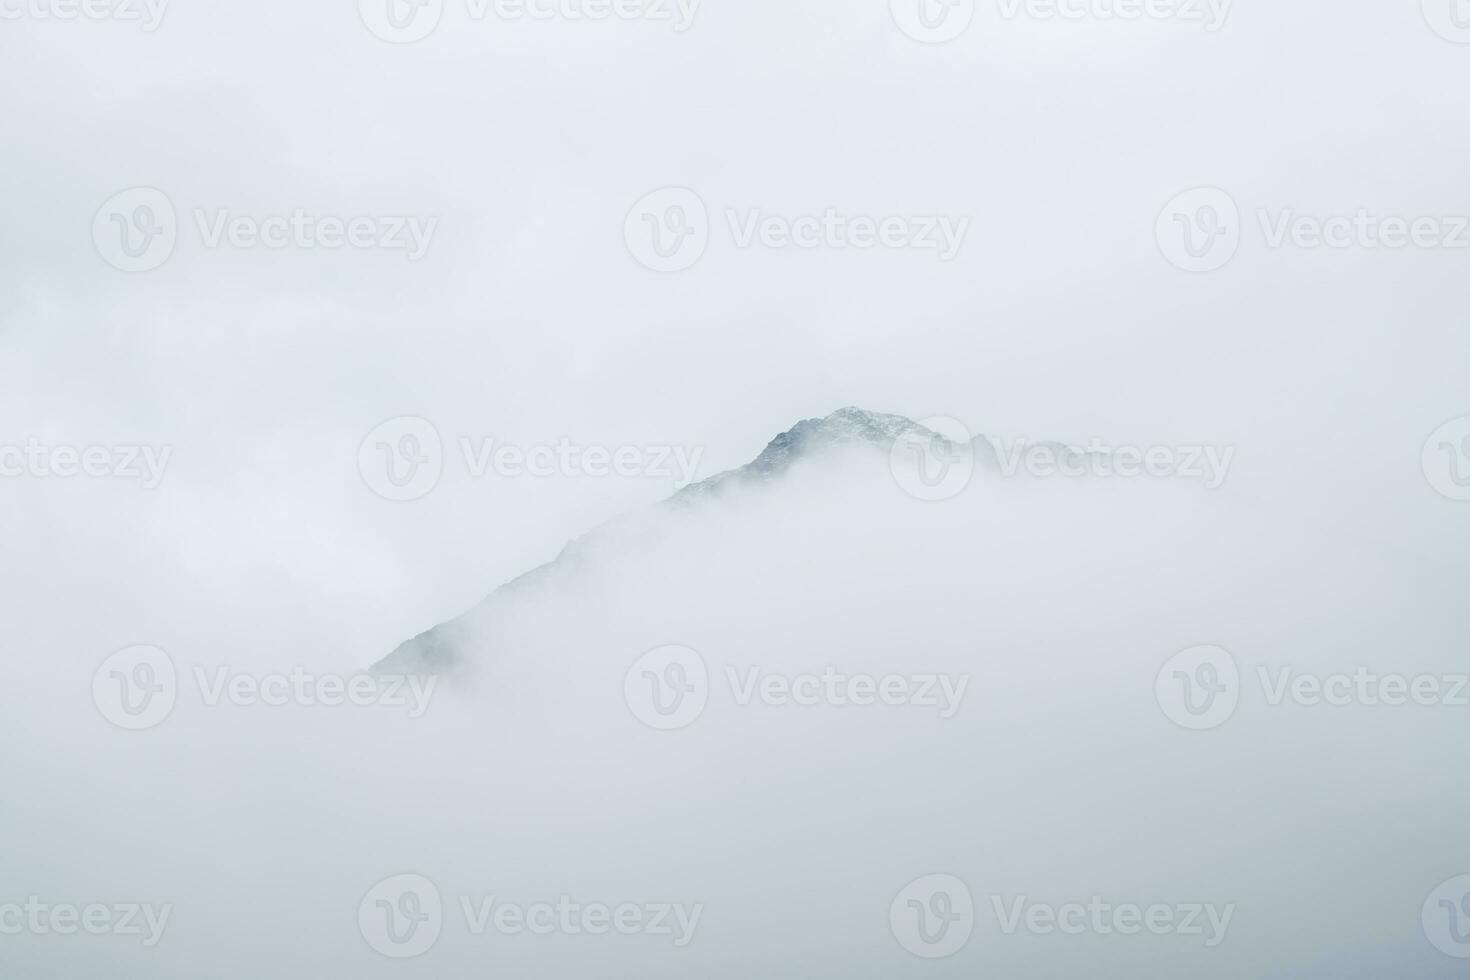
xmin=373 ymin=407 xmax=940 ymax=675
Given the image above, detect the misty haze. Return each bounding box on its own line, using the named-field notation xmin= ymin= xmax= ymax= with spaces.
xmin=5 ymin=2 xmax=1470 ymax=978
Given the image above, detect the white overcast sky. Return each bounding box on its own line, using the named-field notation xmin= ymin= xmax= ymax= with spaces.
xmin=4 ymin=5 xmax=1470 ymax=978
xmin=2 ymin=0 xmax=1468 ymax=665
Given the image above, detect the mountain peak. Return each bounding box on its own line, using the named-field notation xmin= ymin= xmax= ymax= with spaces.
xmin=748 ymin=407 xmax=918 ymax=471
xmin=374 ymin=408 xmax=929 ymax=675
xmin=676 ymin=408 xmax=925 ymax=500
